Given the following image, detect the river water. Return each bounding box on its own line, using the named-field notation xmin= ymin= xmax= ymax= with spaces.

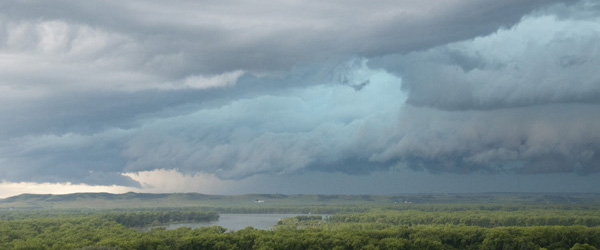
xmin=145 ymin=213 xmax=304 ymax=231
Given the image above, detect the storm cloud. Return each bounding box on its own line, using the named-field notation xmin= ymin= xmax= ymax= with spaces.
xmin=0 ymin=0 xmax=599 ymax=190
xmin=367 ymin=1 xmax=600 ymax=175
xmin=371 ymin=6 xmax=600 ymax=110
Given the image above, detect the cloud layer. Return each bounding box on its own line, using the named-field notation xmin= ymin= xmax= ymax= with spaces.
xmin=367 ymin=2 xmax=600 ymax=175
xmin=1 ymin=0 xmax=599 ymax=191
xmin=373 ymin=12 xmax=600 ymax=110
xmin=0 ymin=0 xmax=561 ymax=76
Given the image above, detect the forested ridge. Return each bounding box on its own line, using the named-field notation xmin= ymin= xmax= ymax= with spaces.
xmin=3 ymin=193 xmax=600 ymax=210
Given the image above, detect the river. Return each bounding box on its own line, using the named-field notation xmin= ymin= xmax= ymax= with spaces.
xmin=141 ymin=213 xmax=308 ymax=231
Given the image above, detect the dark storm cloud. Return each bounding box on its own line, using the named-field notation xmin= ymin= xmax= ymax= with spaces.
xmin=370 ymin=2 xmax=600 ymax=110
xmin=0 ymin=0 xmax=597 ymax=187
xmin=0 ymin=74 xmax=305 ymax=138
xmin=0 ymin=129 xmax=139 ymax=186
xmin=0 ymin=0 xmax=564 ymax=75
xmin=373 ymin=104 xmax=600 ymax=175
xmin=119 ymin=67 xmax=405 ymax=180
xmin=353 ymin=1 xmax=600 ymax=176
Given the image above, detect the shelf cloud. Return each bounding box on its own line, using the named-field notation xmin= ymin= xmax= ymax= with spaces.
xmin=0 ymin=0 xmax=598 ymax=193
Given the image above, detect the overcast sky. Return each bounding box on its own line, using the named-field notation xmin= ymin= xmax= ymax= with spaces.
xmin=1 ymin=0 xmax=599 ymax=197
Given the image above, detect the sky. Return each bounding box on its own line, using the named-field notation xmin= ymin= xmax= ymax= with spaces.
xmin=1 ymin=0 xmax=599 ymax=198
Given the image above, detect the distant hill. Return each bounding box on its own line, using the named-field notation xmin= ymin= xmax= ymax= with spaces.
xmin=1 ymin=192 xmax=216 ymax=203
xmin=1 ymin=192 xmax=599 ymax=210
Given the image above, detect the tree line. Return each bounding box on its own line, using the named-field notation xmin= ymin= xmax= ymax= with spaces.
xmin=326 ymin=210 xmax=600 ymax=227
xmin=1 ymin=217 xmax=599 ymax=249
xmin=100 ymin=211 xmax=218 ymax=227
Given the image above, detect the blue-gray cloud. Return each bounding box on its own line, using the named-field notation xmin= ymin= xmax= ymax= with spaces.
xmin=371 ymin=6 xmax=600 ymax=110
xmin=120 ymin=62 xmax=404 ymax=179
xmin=0 ymin=0 xmax=598 ymax=188
xmin=365 ymin=1 xmax=600 ymax=175
xmin=373 ymin=104 xmax=600 ymax=175
xmin=0 ymin=0 xmax=562 ymax=75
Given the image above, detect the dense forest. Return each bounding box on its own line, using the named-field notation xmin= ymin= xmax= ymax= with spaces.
xmin=3 ymin=220 xmax=599 ymax=250
xmin=2 ymin=200 xmax=600 ymax=250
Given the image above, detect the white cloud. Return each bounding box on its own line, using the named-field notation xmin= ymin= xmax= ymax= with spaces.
xmin=182 ymin=70 xmax=245 ymax=89
xmin=123 ymin=169 xmax=237 ymax=194
xmin=0 ymin=181 xmax=135 ymax=199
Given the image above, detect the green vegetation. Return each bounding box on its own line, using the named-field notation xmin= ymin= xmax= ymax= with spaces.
xmin=100 ymin=211 xmax=218 ymax=227
xmin=2 ymin=193 xmax=600 ymax=249
xmin=0 ymin=210 xmax=218 ymax=225
xmin=1 ymin=216 xmax=600 ymax=249
xmin=326 ymin=209 xmax=600 ymax=227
